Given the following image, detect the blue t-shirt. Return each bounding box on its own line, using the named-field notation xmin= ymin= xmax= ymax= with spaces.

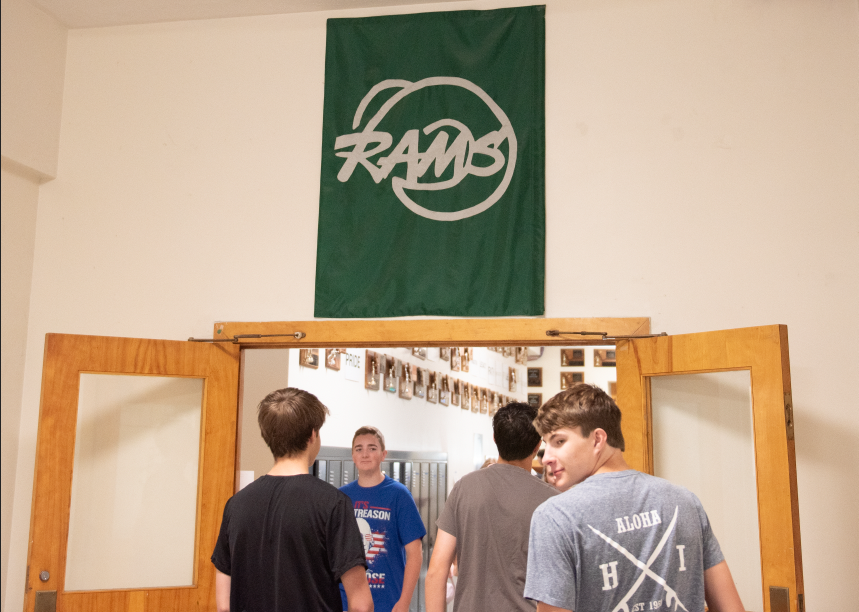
xmin=339 ymin=475 xmax=427 ymax=612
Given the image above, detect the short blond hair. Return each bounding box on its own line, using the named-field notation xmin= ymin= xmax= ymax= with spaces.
xmin=352 ymin=425 xmax=386 ymax=451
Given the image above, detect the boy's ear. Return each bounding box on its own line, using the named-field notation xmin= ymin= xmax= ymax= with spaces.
xmin=592 ymin=428 xmax=608 ymax=450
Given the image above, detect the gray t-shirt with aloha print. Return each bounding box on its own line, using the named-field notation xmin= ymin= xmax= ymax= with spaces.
xmin=524 ymin=470 xmax=723 ymax=612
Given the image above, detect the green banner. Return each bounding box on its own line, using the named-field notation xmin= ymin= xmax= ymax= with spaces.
xmin=315 ymin=6 xmax=545 ymax=317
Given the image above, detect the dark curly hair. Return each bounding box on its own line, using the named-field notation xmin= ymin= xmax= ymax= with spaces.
xmin=492 ymin=402 xmax=541 ymax=461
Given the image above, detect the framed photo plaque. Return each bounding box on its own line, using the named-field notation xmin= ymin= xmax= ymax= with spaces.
xmin=480 ymin=388 xmax=489 ymax=414
xmin=561 ymin=348 xmax=585 ymax=367
xmin=439 ymin=375 xmax=450 ymax=406
xmin=450 ymin=348 xmax=461 ymax=371
xmin=427 ymin=371 xmax=439 ymax=404
xmin=489 ymin=392 xmax=499 ymax=416
xmin=594 ymin=349 xmax=617 ymax=367
xmin=515 ymin=347 xmax=528 ymax=365
xmin=527 ymin=367 xmax=543 ymax=387
xmin=508 ymin=367 xmax=518 ymax=392
xmin=299 ymin=348 xmax=319 ymax=368
xmin=325 ymin=348 xmax=341 ymax=370
xmin=561 ymin=371 xmax=585 ymax=390
xmin=365 ymin=351 xmax=380 ymax=390
xmin=415 ymin=368 xmax=427 ymax=399
xmin=382 ymin=355 xmax=397 ymax=393
xmin=399 ymin=364 xmax=414 ymax=399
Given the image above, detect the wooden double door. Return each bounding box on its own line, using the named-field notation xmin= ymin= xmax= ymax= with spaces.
xmin=25 ymin=322 xmax=802 ymax=612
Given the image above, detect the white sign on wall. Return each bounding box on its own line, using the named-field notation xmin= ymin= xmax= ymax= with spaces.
xmin=476 ymin=351 xmax=489 ymax=381
xmin=342 ymin=349 xmax=363 ymax=382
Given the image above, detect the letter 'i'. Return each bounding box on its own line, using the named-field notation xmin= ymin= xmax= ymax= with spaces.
xmin=677 ymin=545 xmax=686 ymax=571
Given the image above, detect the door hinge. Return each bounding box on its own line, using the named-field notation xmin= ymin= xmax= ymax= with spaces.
xmin=784 ymin=391 xmax=795 ymax=441
xmin=798 ymin=593 xmax=805 ymax=612
xmin=770 ymin=586 xmax=790 ymax=612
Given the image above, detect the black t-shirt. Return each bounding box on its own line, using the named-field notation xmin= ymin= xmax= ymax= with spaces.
xmin=211 ymin=474 xmax=367 ymax=612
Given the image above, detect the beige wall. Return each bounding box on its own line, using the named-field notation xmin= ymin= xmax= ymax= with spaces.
xmin=0 ymin=0 xmax=67 ymax=609
xmin=0 ymin=161 xmax=41 ymax=612
xmin=3 ymin=1 xmax=858 ymax=610
xmin=1 ymin=1 xmax=67 ymax=608
xmin=1 ymin=0 xmax=68 ymax=178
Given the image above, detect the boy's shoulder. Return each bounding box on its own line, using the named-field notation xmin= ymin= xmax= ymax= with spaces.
xmin=340 ymin=475 xmax=413 ymax=499
xmin=536 ymin=470 xmax=701 ymax=518
xmin=234 ymin=474 xmax=347 ymax=507
xmin=384 ymin=475 xmax=414 ymax=496
xmin=458 ymin=462 xmax=554 ymax=489
xmin=338 ymin=478 xmax=360 ymax=496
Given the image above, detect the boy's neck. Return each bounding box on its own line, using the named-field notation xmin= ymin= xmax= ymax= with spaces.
xmin=357 ymin=469 xmax=385 ymax=487
xmin=268 ymin=451 xmax=314 ymax=476
xmin=591 ymin=447 xmax=631 ymax=477
xmin=497 ymin=456 xmax=534 ymax=471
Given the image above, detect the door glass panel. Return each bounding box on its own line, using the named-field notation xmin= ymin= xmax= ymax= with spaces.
xmin=650 ymin=370 xmax=763 ymax=612
xmin=65 ymin=374 xmax=204 ymax=591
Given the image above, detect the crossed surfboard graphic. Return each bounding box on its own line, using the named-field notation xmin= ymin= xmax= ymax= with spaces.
xmin=587 ymin=507 xmax=689 ymax=612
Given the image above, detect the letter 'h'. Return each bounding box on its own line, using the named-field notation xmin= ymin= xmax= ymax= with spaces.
xmin=600 ymin=561 xmax=619 ymax=591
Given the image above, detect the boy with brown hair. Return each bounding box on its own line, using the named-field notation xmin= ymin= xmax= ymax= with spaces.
xmin=524 ymin=384 xmax=745 ymax=612
xmin=339 ymin=426 xmax=425 ymax=612
xmin=211 ymin=388 xmax=373 ymax=612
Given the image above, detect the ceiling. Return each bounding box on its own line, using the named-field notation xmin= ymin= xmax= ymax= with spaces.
xmin=32 ymin=0 xmax=462 ymax=29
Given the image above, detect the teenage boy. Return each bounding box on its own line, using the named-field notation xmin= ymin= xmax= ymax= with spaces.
xmin=340 ymin=426 xmax=426 ymax=612
xmin=425 ymin=402 xmax=558 ymax=612
xmin=524 ymin=384 xmax=746 ymax=612
xmin=211 ymin=388 xmax=373 ymax=612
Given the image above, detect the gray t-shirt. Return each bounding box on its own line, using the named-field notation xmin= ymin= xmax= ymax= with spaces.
xmin=524 ymin=470 xmax=723 ymax=612
xmin=437 ymin=463 xmax=559 ymax=612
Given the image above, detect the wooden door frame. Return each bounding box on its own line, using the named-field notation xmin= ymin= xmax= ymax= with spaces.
xmin=219 ymin=316 xmax=647 ymax=498
xmin=26 ymin=335 xmax=240 ymax=612
xmin=616 ymin=324 xmax=803 ymax=612
xmin=214 ymin=316 xmax=650 ymax=348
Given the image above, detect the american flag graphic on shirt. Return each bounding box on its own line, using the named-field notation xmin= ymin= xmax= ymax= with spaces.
xmin=365 ymin=531 xmax=387 ymax=562
xmin=354 ymin=502 xmax=392 ymax=567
